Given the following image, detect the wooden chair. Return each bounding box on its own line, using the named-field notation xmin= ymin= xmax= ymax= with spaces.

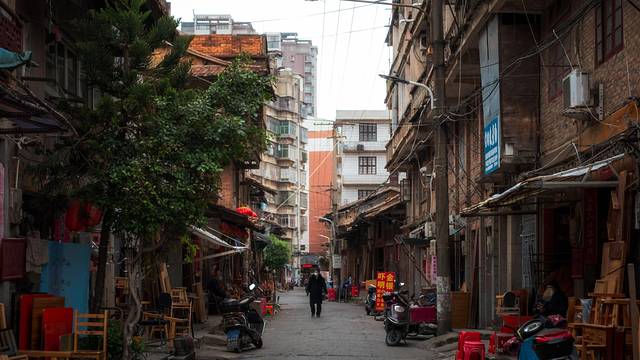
xmin=0 ymin=329 xmax=28 ymax=360
xmin=170 ymin=288 xmax=189 ymax=306
xmin=170 ymin=302 xmax=192 ymax=338
xmin=139 ymin=293 xmax=172 ymax=345
xmin=70 ymin=311 xmax=107 ymax=360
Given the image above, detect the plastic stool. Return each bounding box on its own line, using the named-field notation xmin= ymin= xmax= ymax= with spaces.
xmin=456 ymin=331 xmax=482 ymax=360
xmin=463 ymin=341 xmax=485 ymax=360
xmin=327 ymin=288 xmax=336 ymax=301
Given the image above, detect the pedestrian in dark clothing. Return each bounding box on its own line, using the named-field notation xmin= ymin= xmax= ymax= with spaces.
xmin=306 ymin=271 xmax=327 ymax=317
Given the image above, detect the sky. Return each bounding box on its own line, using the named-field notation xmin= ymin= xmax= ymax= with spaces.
xmin=169 ymin=0 xmax=392 ymax=120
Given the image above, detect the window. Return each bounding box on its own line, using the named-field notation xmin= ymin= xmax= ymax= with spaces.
xmin=277 ymin=191 xmax=295 ymax=207
xmin=267 ymin=117 xmax=279 ymax=133
xmin=46 ymin=42 xmax=80 ymax=96
xmin=596 ymin=0 xmax=623 ymax=64
xmin=358 ymin=156 xmax=377 ymax=175
xmin=278 ymin=120 xmax=295 ymax=136
xmin=300 ymin=244 xmax=306 ymax=251
xmin=278 ymin=214 xmax=297 ymax=228
xmin=358 ymin=189 xmax=376 ymax=200
xmin=276 ymin=144 xmax=290 ymax=159
xmin=300 ymin=192 xmax=308 ymax=208
xmin=299 ymin=127 xmax=308 ymax=143
xmin=359 ymin=123 xmax=377 ymax=142
xmin=548 ymin=38 xmax=571 ymax=99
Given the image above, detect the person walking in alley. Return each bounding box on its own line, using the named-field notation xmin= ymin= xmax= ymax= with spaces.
xmin=306 ymin=270 xmax=327 ymax=317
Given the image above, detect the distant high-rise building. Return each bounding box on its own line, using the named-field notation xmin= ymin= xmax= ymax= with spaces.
xmin=266 ymin=32 xmax=317 ymax=118
xmin=181 ymin=14 xmax=256 ymax=35
xmin=304 ymin=118 xmax=334 ymax=256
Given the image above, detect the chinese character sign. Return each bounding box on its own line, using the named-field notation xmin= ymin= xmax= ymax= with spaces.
xmin=375 ymin=272 xmax=396 ymax=312
xmin=484 ymin=116 xmax=500 ymax=175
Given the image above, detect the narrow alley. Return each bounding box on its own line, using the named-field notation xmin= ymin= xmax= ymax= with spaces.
xmin=238 ymin=288 xmax=434 ymax=360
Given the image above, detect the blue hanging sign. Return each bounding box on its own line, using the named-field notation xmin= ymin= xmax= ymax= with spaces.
xmin=484 ymin=116 xmax=500 ymax=175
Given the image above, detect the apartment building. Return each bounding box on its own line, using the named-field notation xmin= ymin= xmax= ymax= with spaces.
xmin=334 ymin=110 xmax=391 ymax=206
xmin=248 ymin=68 xmax=309 ymax=281
xmin=266 ymin=33 xmax=318 ymax=117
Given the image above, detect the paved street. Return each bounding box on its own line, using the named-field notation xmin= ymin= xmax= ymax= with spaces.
xmin=238 ymin=288 xmax=434 ymax=360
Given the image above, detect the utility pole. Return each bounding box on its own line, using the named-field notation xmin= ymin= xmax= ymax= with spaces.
xmin=432 ymin=0 xmax=451 ymax=334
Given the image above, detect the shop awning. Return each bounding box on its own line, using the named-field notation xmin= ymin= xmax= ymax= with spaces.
xmin=189 ymin=226 xmax=247 ymax=250
xmin=462 ymin=153 xmax=624 ymax=216
xmin=0 ymin=82 xmax=66 ymax=134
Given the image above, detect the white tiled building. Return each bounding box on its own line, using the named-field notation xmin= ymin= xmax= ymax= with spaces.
xmin=334 ymin=110 xmax=391 ymax=205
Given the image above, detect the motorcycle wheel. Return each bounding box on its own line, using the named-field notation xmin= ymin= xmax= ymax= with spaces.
xmin=385 ymin=329 xmax=402 ymax=346
xmin=253 ymin=338 xmax=263 ymax=349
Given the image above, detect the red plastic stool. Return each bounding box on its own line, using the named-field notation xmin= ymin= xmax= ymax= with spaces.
xmin=327 ymin=288 xmax=336 ymax=301
xmin=456 ymin=331 xmax=482 ymax=360
xmin=463 ymin=341 xmax=485 ymax=360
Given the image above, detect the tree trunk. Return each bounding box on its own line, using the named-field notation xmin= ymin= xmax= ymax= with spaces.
xmin=92 ymin=209 xmax=114 ymax=313
xmin=123 ymin=240 xmax=143 ymax=360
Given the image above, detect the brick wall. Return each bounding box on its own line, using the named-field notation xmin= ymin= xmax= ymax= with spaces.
xmin=540 ymin=1 xmax=640 ymax=163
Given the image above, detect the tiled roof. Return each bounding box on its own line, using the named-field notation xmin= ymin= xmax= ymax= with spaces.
xmin=189 ymin=34 xmax=267 ymax=59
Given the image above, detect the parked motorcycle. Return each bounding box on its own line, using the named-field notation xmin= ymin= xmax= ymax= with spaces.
xmin=365 ymin=284 xmax=378 ymax=315
xmin=382 ymin=283 xmax=437 ymax=346
xmin=221 ymin=284 xmax=265 ymax=353
xmin=505 ymin=316 xmax=577 ymax=360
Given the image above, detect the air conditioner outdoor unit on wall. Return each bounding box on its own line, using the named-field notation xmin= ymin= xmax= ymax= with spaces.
xmin=563 ymin=69 xmax=592 ymax=109
xmin=356 ymin=144 xmax=365 ymax=151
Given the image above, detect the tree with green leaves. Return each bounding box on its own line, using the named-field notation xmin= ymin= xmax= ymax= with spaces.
xmin=263 ymin=235 xmax=291 ymax=272
xmin=40 ymin=1 xmax=272 ymax=357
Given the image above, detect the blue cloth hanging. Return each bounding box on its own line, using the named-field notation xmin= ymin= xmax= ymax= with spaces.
xmin=0 ymin=48 xmax=32 ymax=69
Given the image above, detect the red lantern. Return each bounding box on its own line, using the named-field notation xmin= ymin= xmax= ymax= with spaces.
xmin=64 ymin=200 xmax=103 ymax=232
xmin=236 ymin=206 xmax=258 ymax=218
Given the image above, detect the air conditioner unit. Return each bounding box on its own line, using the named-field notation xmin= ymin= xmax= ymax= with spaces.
xmin=356 ymin=144 xmax=365 ymax=151
xmin=563 ymin=70 xmax=592 ymax=109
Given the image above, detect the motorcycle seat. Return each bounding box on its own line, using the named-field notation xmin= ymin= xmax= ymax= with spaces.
xmin=222 ymin=298 xmax=239 ymax=305
xmin=239 ymin=298 xmax=251 ymax=306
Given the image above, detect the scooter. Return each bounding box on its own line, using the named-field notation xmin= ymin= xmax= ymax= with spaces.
xmin=365 ymin=284 xmax=377 ymax=315
xmin=221 ymin=284 xmax=265 ymax=353
xmin=505 ymin=316 xmax=577 ymax=360
xmin=382 ymin=283 xmax=437 ymax=346
xmin=382 ymin=288 xmax=409 ymax=346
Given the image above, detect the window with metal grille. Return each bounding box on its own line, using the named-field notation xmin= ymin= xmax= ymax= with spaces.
xmin=358 ymin=156 xmax=377 ymax=175
xmin=596 ymin=0 xmax=623 ymax=64
xmin=359 ymin=123 xmax=377 ymax=142
xmin=358 ymin=189 xmax=376 ymax=200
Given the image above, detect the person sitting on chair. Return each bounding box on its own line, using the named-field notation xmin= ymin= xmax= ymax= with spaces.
xmin=207 ymin=268 xmax=228 ymax=314
xmin=534 ymin=280 xmax=568 ymax=317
